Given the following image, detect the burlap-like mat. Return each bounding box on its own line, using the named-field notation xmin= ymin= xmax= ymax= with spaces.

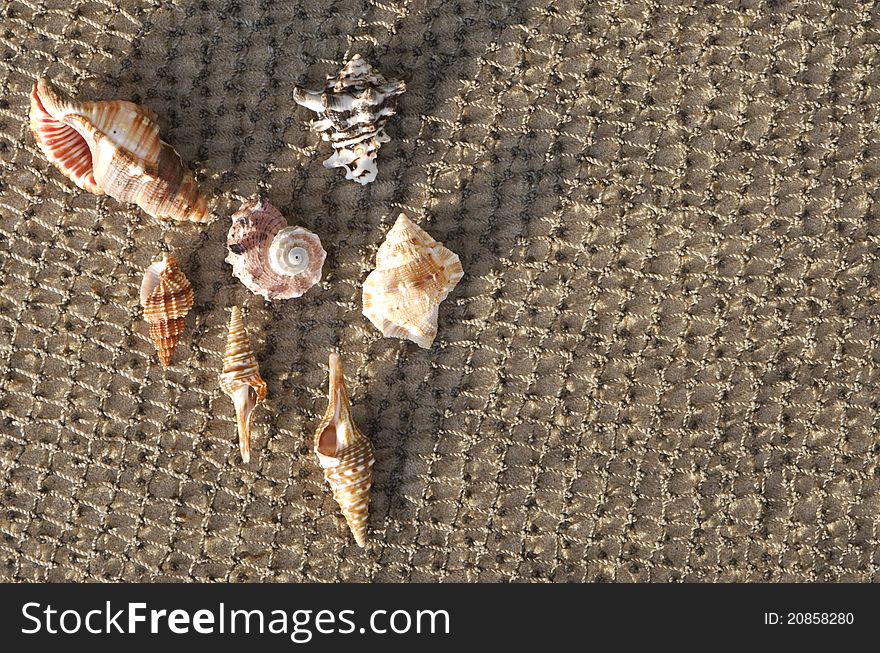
xmin=1 ymin=0 xmax=878 ymax=582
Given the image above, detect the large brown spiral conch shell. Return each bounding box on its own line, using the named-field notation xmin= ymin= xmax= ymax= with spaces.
xmin=226 ymin=195 xmax=326 ymax=301
xmin=219 ymin=307 xmax=267 ymax=464
xmin=362 ymin=214 xmax=463 ymax=348
xmin=314 ymin=353 xmax=374 ymax=547
xmin=29 ymin=77 xmax=208 ymax=222
xmin=140 ymin=255 xmax=193 ymax=368
xmin=293 ymin=54 xmax=406 ymax=185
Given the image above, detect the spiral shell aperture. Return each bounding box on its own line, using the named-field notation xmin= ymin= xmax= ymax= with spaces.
xmin=313 ymin=353 xmax=374 ymax=547
xmin=268 ymin=227 xmax=316 ymax=276
xmin=226 ymin=196 xmax=326 ymax=301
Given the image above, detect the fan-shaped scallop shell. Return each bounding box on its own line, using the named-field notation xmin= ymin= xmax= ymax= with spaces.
xmin=362 ymin=214 xmax=463 ymax=348
xmin=30 ymin=77 xmax=208 ymax=222
xmin=219 ymin=307 xmax=267 ymax=464
xmin=226 ymin=195 xmax=326 ymax=301
xmin=140 ymin=255 xmax=193 ymax=368
xmin=293 ymin=55 xmax=406 ymax=185
xmin=314 ymin=353 xmax=374 ymax=547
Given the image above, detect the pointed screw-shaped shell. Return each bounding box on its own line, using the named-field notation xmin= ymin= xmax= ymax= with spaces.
xmin=30 ymin=77 xmax=208 ymax=222
xmin=219 ymin=307 xmax=267 ymax=464
xmin=362 ymin=214 xmax=463 ymax=348
xmin=293 ymin=55 xmax=406 ymax=184
xmin=140 ymin=255 xmax=193 ymax=368
xmin=314 ymin=353 xmax=374 ymax=547
xmin=226 ymin=195 xmax=326 ymax=300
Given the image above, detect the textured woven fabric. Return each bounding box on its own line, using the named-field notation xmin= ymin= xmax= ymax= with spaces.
xmin=1 ymin=0 xmax=879 ymax=582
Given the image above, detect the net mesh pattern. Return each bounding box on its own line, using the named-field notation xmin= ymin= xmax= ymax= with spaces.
xmin=1 ymin=0 xmax=879 ymax=582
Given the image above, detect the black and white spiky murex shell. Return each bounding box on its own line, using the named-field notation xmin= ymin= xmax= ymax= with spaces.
xmin=293 ymin=55 xmax=406 ymax=185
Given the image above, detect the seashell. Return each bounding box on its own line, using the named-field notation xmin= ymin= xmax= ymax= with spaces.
xmin=313 ymin=353 xmax=374 ymax=547
xmin=29 ymin=77 xmax=208 ymax=222
xmin=226 ymin=195 xmax=326 ymax=301
xmin=362 ymin=214 xmax=463 ymax=348
xmin=140 ymin=255 xmax=193 ymax=368
xmin=293 ymin=54 xmax=406 ymax=185
xmin=219 ymin=306 xmax=267 ymax=464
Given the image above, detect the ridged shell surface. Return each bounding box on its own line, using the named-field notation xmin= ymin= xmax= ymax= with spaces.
xmin=293 ymin=55 xmax=406 ymax=185
xmin=140 ymin=255 xmax=193 ymax=368
xmin=30 ymin=77 xmax=208 ymax=222
xmin=226 ymin=196 xmax=326 ymax=301
xmin=362 ymin=214 xmax=463 ymax=348
xmin=313 ymin=353 xmax=374 ymax=547
xmin=219 ymin=307 xmax=268 ymax=464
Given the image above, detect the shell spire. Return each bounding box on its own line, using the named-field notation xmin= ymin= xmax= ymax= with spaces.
xmin=314 ymin=353 xmax=374 ymax=547
xmin=219 ymin=307 xmax=267 ymax=464
xmin=362 ymin=214 xmax=463 ymax=348
xmin=140 ymin=255 xmax=193 ymax=368
xmin=30 ymin=77 xmax=208 ymax=222
xmin=226 ymin=196 xmax=326 ymax=300
xmin=293 ymin=55 xmax=406 ymax=184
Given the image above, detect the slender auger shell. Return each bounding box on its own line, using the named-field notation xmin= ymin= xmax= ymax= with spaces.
xmin=140 ymin=255 xmax=193 ymax=368
xmin=226 ymin=195 xmax=326 ymax=300
xmin=293 ymin=55 xmax=406 ymax=185
xmin=313 ymin=353 xmax=374 ymax=547
xmin=362 ymin=214 xmax=463 ymax=348
xmin=29 ymin=77 xmax=208 ymax=222
xmin=219 ymin=307 xmax=268 ymax=464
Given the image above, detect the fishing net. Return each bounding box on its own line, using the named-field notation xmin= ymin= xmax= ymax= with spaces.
xmin=1 ymin=0 xmax=878 ymax=581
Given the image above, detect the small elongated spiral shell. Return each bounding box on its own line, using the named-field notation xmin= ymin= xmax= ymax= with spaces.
xmin=293 ymin=55 xmax=406 ymax=185
xmin=362 ymin=214 xmax=463 ymax=348
xmin=140 ymin=255 xmax=193 ymax=368
xmin=219 ymin=307 xmax=268 ymax=464
xmin=226 ymin=195 xmax=326 ymax=300
xmin=30 ymin=77 xmax=208 ymax=222
xmin=313 ymin=353 xmax=374 ymax=547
